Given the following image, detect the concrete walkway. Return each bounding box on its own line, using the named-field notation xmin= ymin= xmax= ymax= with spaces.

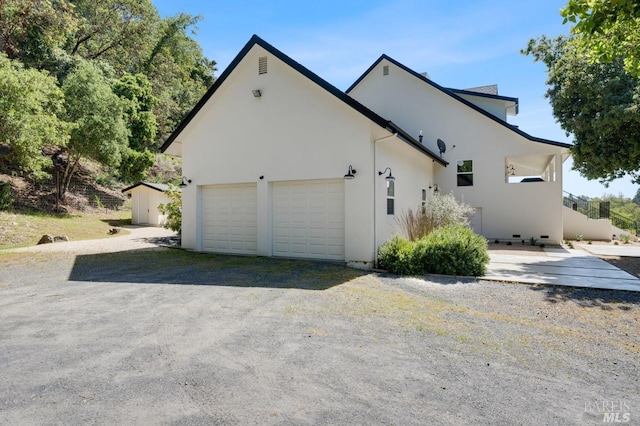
xmin=484 ymin=247 xmax=640 ymax=292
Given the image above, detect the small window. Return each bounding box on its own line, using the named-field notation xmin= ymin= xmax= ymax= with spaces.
xmin=457 ymin=160 xmax=473 ymax=186
xmin=383 ymin=65 xmax=389 ymax=76
xmin=421 ymin=189 xmax=427 ymax=207
xmin=258 ymin=56 xmax=267 ymax=75
xmin=386 ymin=180 xmax=395 ymax=215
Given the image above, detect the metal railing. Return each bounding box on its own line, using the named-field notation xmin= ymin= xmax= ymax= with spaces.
xmin=563 ymin=191 xmax=638 ymax=235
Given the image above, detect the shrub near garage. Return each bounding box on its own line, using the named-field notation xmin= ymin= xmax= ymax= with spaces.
xmin=378 ymin=225 xmax=489 ymax=277
xmin=415 ymin=225 xmax=489 ymax=276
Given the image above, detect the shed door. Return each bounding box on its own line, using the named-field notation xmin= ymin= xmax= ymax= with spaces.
xmin=272 ymin=180 xmax=344 ymax=260
xmin=201 ymin=184 xmax=257 ymax=255
xmin=138 ymin=190 xmax=149 ymax=225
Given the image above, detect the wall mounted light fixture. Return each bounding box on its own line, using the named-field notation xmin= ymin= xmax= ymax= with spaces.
xmin=378 ymin=167 xmax=395 ymax=182
xmin=344 ymin=165 xmax=357 ymax=180
xmin=252 ymin=89 xmax=262 ymax=98
xmin=178 ymin=176 xmax=192 ymax=188
xmin=429 ymin=184 xmax=439 ymax=193
xmin=507 ymin=164 xmax=516 ymax=176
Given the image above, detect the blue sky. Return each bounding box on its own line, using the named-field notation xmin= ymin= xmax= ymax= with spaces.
xmin=152 ymin=0 xmax=637 ymax=199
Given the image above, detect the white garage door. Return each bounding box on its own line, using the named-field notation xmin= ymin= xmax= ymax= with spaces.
xmin=201 ymin=184 xmax=257 ymax=255
xmin=273 ymin=180 xmax=345 ymax=260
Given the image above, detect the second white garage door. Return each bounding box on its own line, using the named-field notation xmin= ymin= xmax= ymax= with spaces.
xmin=201 ymin=184 xmax=257 ymax=255
xmin=273 ymin=180 xmax=345 ymax=260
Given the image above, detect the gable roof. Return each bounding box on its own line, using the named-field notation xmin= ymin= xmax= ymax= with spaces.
xmin=122 ymin=182 xmax=171 ymax=194
xmin=160 ymin=35 xmax=447 ymax=166
xmin=345 ymin=54 xmax=571 ymax=149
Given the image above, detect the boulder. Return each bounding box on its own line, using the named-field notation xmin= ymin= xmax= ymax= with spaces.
xmin=54 ymin=236 xmax=69 ymax=242
xmin=37 ymin=235 xmax=54 ymax=245
xmin=108 ymin=227 xmax=120 ymax=235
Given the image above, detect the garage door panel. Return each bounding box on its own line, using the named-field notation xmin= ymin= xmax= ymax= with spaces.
xmin=272 ymin=180 xmax=344 ymax=260
xmin=202 ymin=184 xmax=257 ymax=255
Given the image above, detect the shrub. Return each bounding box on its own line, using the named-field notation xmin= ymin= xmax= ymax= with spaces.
xmin=417 ymin=225 xmax=489 ymax=276
xmin=0 ymin=181 xmax=13 ymax=210
xmin=378 ymin=225 xmax=489 ymax=276
xmin=397 ymin=193 xmax=474 ymax=241
xmin=377 ymin=235 xmax=416 ymax=275
xmin=158 ymin=184 xmax=182 ymax=234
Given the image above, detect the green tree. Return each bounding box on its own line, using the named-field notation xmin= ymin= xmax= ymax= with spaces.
xmin=158 ymin=184 xmax=181 ymax=234
xmin=0 ymin=53 xmax=69 ymax=178
xmin=561 ymin=0 xmax=640 ymax=77
xmin=113 ymin=73 xmax=157 ymax=151
xmin=60 ymin=59 xmax=128 ymax=198
xmin=523 ymin=35 xmax=640 ymax=184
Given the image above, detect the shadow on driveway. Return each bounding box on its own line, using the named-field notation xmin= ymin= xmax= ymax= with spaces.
xmin=527 ymin=284 xmax=640 ymax=310
xmin=68 ymin=248 xmax=366 ymax=290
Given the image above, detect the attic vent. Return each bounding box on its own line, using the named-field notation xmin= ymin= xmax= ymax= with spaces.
xmin=383 ymin=65 xmax=389 ymax=76
xmin=258 ymin=56 xmax=267 ymax=75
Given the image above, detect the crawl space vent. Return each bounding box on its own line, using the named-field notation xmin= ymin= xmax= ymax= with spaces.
xmin=258 ymin=56 xmax=267 ymax=75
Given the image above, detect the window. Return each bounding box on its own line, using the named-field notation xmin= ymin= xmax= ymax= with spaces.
xmin=383 ymin=65 xmax=389 ymax=76
xmin=258 ymin=56 xmax=267 ymax=75
xmin=457 ymin=160 xmax=473 ymax=186
xmin=386 ymin=180 xmax=395 ymax=215
xmin=421 ymin=189 xmax=427 ymax=207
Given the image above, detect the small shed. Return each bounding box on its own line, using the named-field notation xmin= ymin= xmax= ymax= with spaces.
xmin=122 ymin=182 xmax=174 ymax=226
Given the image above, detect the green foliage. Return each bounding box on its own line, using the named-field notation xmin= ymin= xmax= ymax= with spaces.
xmin=377 ymin=235 xmax=416 ymax=275
xmin=397 ymin=193 xmax=474 ymax=241
xmin=378 ymin=226 xmax=489 ymax=277
xmin=158 ymin=185 xmax=182 ymax=234
xmin=118 ymin=148 xmax=155 ymax=183
xmin=523 ymin=35 xmax=640 ymax=184
xmin=561 ymin=0 xmax=640 ymax=77
xmin=0 ymin=181 xmax=14 ymax=210
xmin=529 ymin=237 xmax=538 ymax=246
xmin=0 ymin=53 xmax=70 ymax=178
xmin=63 ymin=60 xmax=129 ymax=166
xmin=621 ymin=234 xmax=632 ymax=244
xmin=415 ymin=225 xmax=489 ymax=277
xmin=114 ymin=73 xmax=158 ymax=151
xmin=91 ymin=194 xmax=104 ymax=209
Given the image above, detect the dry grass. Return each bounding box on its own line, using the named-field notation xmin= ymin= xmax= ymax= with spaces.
xmin=0 ymin=210 xmax=131 ymax=249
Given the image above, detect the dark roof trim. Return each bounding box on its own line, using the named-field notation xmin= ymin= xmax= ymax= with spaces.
xmin=346 ymin=55 xmax=571 ymax=149
xmin=121 ymin=182 xmax=170 ymax=193
xmin=447 ymin=88 xmax=518 ymax=104
xmin=160 ymin=35 xmax=446 ymax=165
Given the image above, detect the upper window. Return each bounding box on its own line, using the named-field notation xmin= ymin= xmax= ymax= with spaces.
xmin=457 ymin=160 xmax=473 ymax=186
xmin=386 ymin=180 xmax=395 ymax=215
xmin=383 ymin=65 xmax=389 ymax=76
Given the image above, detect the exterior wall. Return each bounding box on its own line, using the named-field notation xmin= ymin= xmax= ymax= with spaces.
xmin=563 ymin=207 xmax=612 ymax=241
xmin=455 ymin=94 xmax=507 ymax=121
xmin=349 ymin=60 xmax=567 ymax=243
xmin=177 ymin=46 xmax=384 ymax=264
xmin=128 ymin=187 xmax=171 ymax=226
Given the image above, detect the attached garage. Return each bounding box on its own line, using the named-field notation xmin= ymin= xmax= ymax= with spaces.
xmin=272 ymin=179 xmax=345 ymax=260
xmin=201 ymin=184 xmax=257 ymax=255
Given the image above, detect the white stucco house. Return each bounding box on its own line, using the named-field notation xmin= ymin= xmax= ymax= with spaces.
xmin=160 ymin=35 xmax=572 ymax=268
xmin=122 ymin=182 xmax=173 ymax=226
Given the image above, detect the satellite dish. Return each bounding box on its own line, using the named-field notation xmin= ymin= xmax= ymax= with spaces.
xmin=437 ymin=139 xmax=446 ymax=157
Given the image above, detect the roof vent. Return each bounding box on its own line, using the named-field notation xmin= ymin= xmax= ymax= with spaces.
xmin=258 ymin=56 xmax=267 ymax=75
xmin=420 ymin=72 xmax=430 ymax=79
xmin=383 ymin=65 xmax=389 ymax=76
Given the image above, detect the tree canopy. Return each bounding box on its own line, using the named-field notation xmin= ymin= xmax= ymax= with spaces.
xmin=561 ymin=0 xmax=640 ymax=77
xmin=0 ymin=0 xmax=216 ymax=202
xmin=524 ymin=35 xmax=640 ymax=184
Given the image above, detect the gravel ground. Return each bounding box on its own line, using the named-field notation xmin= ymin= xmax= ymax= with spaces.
xmin=0 ymin=232 xmax=638 ymax=425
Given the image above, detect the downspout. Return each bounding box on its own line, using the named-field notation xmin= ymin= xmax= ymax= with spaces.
xmin=373 ymin=132 xmax=398 ymax=267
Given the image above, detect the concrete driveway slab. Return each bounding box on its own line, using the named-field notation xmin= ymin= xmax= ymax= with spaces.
xmin=485 ymin=249 xmax=640 ymax=292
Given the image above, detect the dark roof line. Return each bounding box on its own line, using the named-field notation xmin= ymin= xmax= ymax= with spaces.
xmin=160 ymin=35 xmax=447 ymax=165
xmin=121 ymin=182 xmax=171 ymax=193
xmin=345 ymin=54 xmax=571 ymax=149
xmin=447 ymin=88 xmax=519 ymax=104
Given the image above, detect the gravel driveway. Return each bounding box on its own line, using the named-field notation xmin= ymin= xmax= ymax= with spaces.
xmin=0 ymin=230 xmax=638 ymax=425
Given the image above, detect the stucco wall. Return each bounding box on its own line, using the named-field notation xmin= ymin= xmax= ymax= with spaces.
xmin=349 ymin=59 xmax=567 ymax=243
xmin=178 ymin=46 xmax=385 ymax=263
xmin=562 ymin=207 xmax=612 ymax=241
